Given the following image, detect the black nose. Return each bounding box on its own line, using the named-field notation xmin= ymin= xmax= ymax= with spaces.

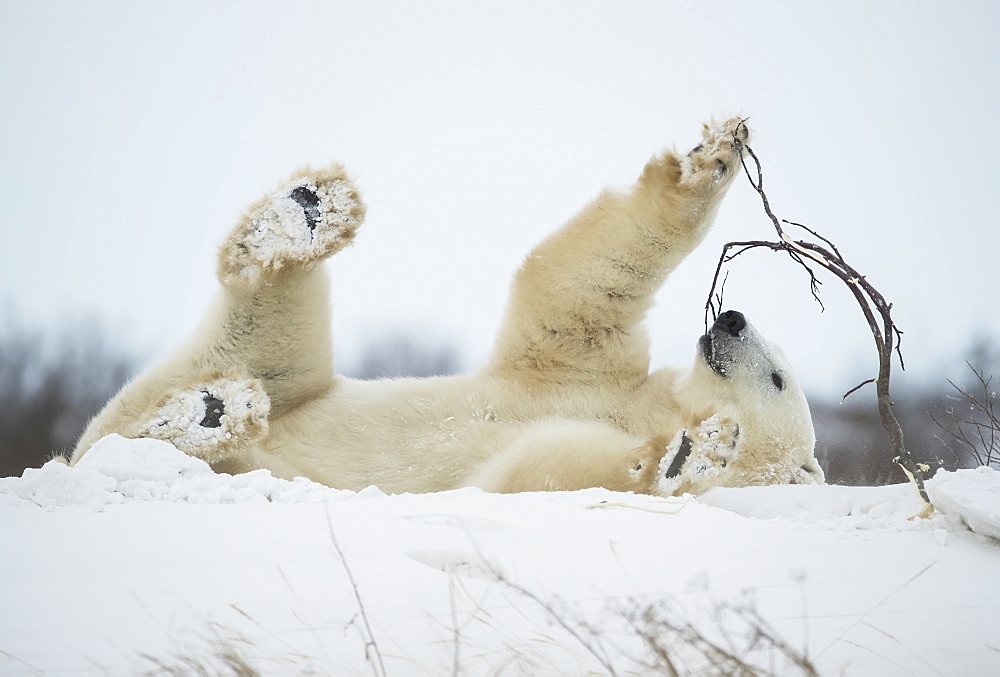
xmin=714 ymin=310 xmax=746 ymax=337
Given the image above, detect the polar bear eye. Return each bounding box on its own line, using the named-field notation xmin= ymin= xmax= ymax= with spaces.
xmin=771 ymin=371 xmax=785 ymax=391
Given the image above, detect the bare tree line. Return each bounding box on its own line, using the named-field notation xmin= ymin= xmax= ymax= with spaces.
xmin=1 ymin=318 xmax=996 ymax=483
xmin=0 ymin=318 xmax=138 ymax=477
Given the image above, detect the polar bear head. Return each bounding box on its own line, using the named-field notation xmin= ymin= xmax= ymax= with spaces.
xmin=676 ymin=309 xmax=825 ymax=488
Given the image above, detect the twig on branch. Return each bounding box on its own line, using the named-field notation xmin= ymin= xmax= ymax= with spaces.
xmin=707 ymin=271 xmax=730 ymax=322
xmin=705 ymin=121 xmax=932 ymax=516
xmin=841 ymin=379 xmax=878 ymax=404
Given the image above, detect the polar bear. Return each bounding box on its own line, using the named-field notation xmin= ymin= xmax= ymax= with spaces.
xmin=70 ymin=118 xmax=825 ymax=496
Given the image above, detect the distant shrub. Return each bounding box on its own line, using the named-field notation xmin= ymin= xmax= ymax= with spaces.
xmin=932 ymin=362 xmax=999 ymax=469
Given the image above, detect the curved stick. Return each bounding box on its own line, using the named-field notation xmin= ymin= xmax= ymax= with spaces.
xmin=704 ymin=122 xmax=932 ymax=515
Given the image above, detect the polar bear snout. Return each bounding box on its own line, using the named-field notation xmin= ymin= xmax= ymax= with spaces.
xmin=714 ymin=309 xmax=746 ymax=337
xmin=700 ymin=309 xmax=748 ymax=376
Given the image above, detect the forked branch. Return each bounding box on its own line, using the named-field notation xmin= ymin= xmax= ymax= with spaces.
xmin=705 ymin=121 xmax=932 ymax=515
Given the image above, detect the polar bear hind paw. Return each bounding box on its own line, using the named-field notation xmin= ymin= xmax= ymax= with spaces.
xmin=137 ymin=371 xmax=270 ymax=465
xmin=219 ymin=164 xmax=366 ymax=287
xmin=680 ymin=117 xmax=750 ymax=189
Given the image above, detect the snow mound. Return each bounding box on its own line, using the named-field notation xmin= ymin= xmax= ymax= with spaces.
xmin=0 ymin=434 xmax=358 ymax=509
xmin=697 ymin=482 xmax=936 ymax=532
xmin=928 ymin=466 xmax=1000 ymax=540
xmin=697 ymin=468 xmax=1000 ymax=540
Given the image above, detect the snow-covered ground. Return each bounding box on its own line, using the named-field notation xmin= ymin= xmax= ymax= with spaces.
xmin=2 ymin=435 xmax=998 ymax=675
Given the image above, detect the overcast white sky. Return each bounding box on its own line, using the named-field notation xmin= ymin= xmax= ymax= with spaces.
xmin=2 ymin=1 xmax=998 ymax=398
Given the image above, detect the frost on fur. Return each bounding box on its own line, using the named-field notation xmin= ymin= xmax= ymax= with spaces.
xmin=219 ymin=165 xmax=365 ymax=288
xmin=138 ymin=373 xmax=270 ymax=464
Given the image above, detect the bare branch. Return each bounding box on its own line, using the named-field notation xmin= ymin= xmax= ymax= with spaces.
xmin=705 ymin=121 xmax=932 ymax=512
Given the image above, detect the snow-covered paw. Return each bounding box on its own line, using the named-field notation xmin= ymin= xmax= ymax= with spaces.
xmin=680 ymin=117 xmax=749 ymax=190
xmin=220 ymin=164 xmax=366 ymax=287
xmin=657 ymin=415 xmax=741 ymax=496
xmin=137 ymin=371 xmax=270 ymax=464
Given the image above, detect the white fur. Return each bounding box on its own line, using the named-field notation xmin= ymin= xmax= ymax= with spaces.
xmin=71 ymin=118 xmax=825 ymax=496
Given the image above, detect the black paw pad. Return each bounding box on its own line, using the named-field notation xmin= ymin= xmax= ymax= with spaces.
xmin=664 ymin=434 xmax=693 ymax=479
xmin=200 ymin=391 xmax=225 ymax=428
xmin=289 ymin=186 xmax=322 ymax=231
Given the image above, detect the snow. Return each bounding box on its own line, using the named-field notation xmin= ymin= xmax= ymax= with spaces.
xmin=929 ymin=466 xmax=1000 ymax=541
xmin=2 ymin=437 xmax=999 ymax=675
xmin=1 ymin=436 xmax=351 ymax=509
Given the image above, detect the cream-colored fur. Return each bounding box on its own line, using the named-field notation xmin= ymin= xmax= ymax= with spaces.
xmin=71 ymin=118 xmax=825 ymax=496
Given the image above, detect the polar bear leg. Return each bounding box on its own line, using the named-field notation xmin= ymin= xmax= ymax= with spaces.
xmin=489 ymin=118 xmax=749 ymax=382
xmin=467 ymin=416 xmax=743 ymax=497
xmin=195 ymin=164 xmax=366 ymax=414
xmin=72 ymin=166 xmax=365 ymax=464
xmin=465 ymin=419 xmax=661 ymax=494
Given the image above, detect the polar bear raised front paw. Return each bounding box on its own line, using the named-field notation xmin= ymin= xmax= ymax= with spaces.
xmin=656 ymin=414 xmax=741 ymax=497
xmin=137 ymin=370 xmax=270 ymax=464
xmin=219 ymin=164 xmax=366 ymax=287
xmin=680 ymin=117 xmax=749 ymax=190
